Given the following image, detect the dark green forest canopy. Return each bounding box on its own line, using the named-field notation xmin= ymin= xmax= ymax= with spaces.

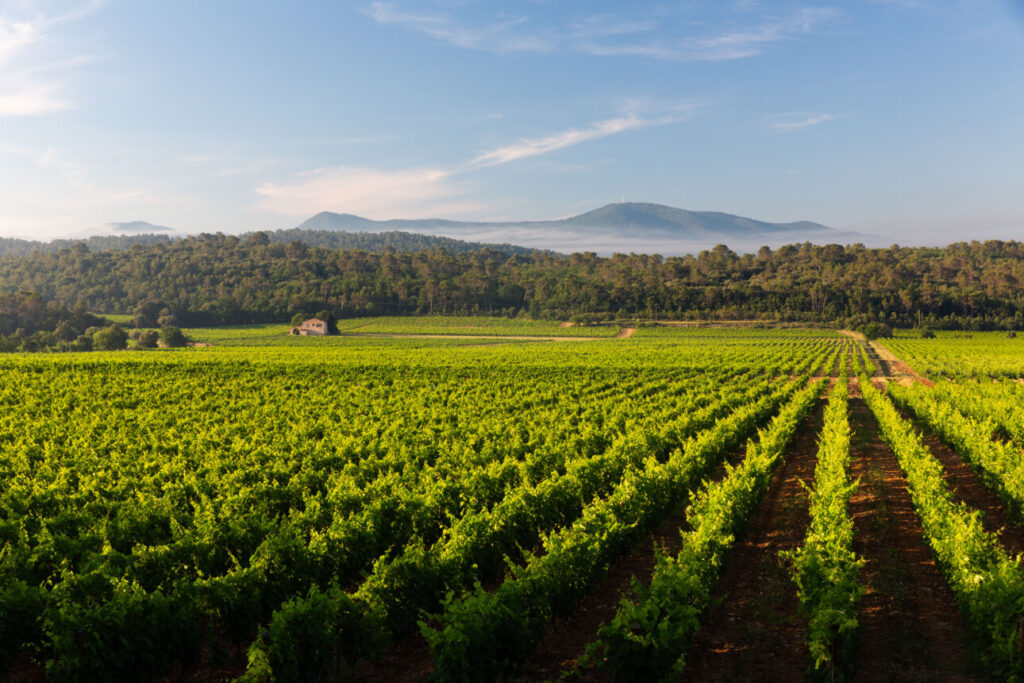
xmin=0 ymin=292 xmax=105 ymax=336
xmin=1 ymin=234 xmax=1023 ymax=329
xmin=0 ymin=228 xmax=539 ymax=258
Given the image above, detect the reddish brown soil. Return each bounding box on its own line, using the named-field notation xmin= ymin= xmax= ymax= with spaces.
xmin=516 ymin=503 xmax=690 ymax=682
xmin=849 ymin=377 xmax=864 ymax=398
xmin=356 ymin=632 xmax=434 ymax=683
xmin=847 ymin=398 xmax=980 ymax=682
xmin=900 ymin=409 xmax=1024 ymax=556
xmin=2 ymin=655 xmax=47 ymax=683
xmin=356 ymin=436 xmax=758 ymax=683
xmin=4 ymin=645 xmax=249 ymax=683
xmin=680 ymin=400 xmax=826 ymax=682
xmin=871 ymin=342 xmax=935 ymax=387
xmin=517 ymin=445 xmax=746 ymax=682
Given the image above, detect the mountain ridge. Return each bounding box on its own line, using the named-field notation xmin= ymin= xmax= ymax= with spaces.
xmin=294 ymin=202 xmax=869 ymax=251
xmin=3 ymin=203 xmax=878 ymax=258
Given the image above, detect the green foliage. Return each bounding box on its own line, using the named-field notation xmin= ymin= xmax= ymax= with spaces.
xmin=861 ymin=377 xmax=1024 ymax=677
xmin=591 ymin=379 xmax=824 ymax=680
xmin=886 ymin=332 xmax=1024 ymax=378
xmin=3 ymin=234 xmax=1024 ymax=327
xmin=43 ymin=587 xmax=204 ymax=682
xmin=783 ymin=375 xmax=864 ymax=680
xmin=92 ymin=324 xmax=128 ymax=350
xmin=132 ymin=299 xmax=166 ymax=328
xmin=890 ymin=382 xmax=1024 ymax=521
xmin=134 ymin=329 xmax=160 ymax=349
xmin=860 ymin=322 xmax=892 ymax=340
xmin=158 ymin=325 xmax=189 ymax=348
xmin=244 ymin=586 xmax=384 ymax=683
xmin=0 ymin=292 xmax=106 ymax=352
xmin=0 ymin=581 xmax=45 ymax=673
xmin=0 ymin=334 xmax=858 ymax=679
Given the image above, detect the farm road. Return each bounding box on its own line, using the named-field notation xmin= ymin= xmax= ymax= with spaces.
xmin=335 ymin=328 xmax=636 ymax=342
xmin=838 ymin=330 xmax=932 ymax=386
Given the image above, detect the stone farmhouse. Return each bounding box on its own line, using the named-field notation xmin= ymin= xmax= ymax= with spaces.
xmin=290 ymin=317 xmax=330 ymax=336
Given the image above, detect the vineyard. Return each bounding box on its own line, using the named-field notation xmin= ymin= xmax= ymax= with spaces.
xmin=2 ymin=322 xmax=1024 ymax=681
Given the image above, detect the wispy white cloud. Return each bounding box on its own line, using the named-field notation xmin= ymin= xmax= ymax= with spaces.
xmin=178 ymin=153 xmax=278 ymax=178
xmin=0 ymin=1 xmax=102 ymax=116
xmin=767 ymin=112 xmax=837 ymax=132
xmin=0 ymin=142 xmax=150 ymax=238
xmin=869 ymin=0 xmax=925 ymax=8
xmin=256 ymin=102 xmax=688 ymax=216
xmin=681 ymin=8 xmax=840 ymax=60
xmin=470 ymin=113 xmax=674 ymax=167
xmin=366 ymin=3 xmax=841 ymax=62
xmin=0 ymin=15 xmax=39 ymax=66
xmin=367 ymin=3 xmax=550 ymax=53
xmin=0 ymin=83 xmax=67 ymax=115
xmin=256 ymin=166 xmax=479 ymax=219
xmin=2 ymin=143 xmax=88 ymax=187
xmin=258 ymin=104 xmax=689 ymax=217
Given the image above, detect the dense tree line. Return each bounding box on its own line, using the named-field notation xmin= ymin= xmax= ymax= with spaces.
xmin=2 ymin=235 xmax=1024 ymax=329
xmin=0 ymin=228 xmax=538 ymax=258
xmin=267 ymin=228 xmax=538 ymax=255
xmin=0 ymin=292 xmax=107 ymax=350
xmin=0 ymin=234 xmax=174 ymax=257
xmin=0 ymin=291 xmax=188 ymax=352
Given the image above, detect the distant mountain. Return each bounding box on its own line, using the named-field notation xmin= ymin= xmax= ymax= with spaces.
xmin=101 ymin=220 xmax=175 ymax=234
xmin=297 ymin=212 xmax=475 ymax=233
xmin=557 ymin=204 xmax=832 ymax=238
xmin=0 ymin=203 xmax=874 ymax=259
xmin=65 ymin=221 xmax=177 ymax=239
xmin=295 ymin=203 xmax=877 ymax=254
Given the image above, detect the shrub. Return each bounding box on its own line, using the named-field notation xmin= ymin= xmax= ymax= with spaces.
xmin=92 ymin=324 xmax=128 ymax=351
xmin=159 ymin=326 xmax=189 ymax=348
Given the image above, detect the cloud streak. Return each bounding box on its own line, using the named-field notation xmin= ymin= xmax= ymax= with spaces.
xmin=681 ymin=9 xmax=840 ymax=61
xmin=0 ymin=1 xmax=102 ymax=116
xmin=256 ymin=166 xmax=478 ymax=219
xmin=367 ymin=3 xmax=549 ymax=53
xmin=258 ymin=106 xmax=686 ymax=217
xmin=768 ymin=113 xmax=837 ymax=132
xmin=366 ymin=3 xmax=841 ymax=62
xmin=470 ymin=115 xmax=664 ymax=167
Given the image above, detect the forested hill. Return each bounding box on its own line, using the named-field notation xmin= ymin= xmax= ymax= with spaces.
xmin=0 ymin=234 xmax=176 ymax=257
xmin=0 ymin=228 xmax=539 ymax=258
xmin=1 ymin=234 xmax=1023 ymax=329
xmin=265 ymin=228 xmax=538 ymax=255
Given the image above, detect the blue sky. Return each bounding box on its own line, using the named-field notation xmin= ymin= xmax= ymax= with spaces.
xmin=1 ymin=0 xmax=1023 ymax=243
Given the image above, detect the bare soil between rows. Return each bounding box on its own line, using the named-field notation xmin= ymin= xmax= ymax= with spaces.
xmin=847 ymin=398 xmax=980 ymax=682
xmin=513 ymin=438 xmax=753 ymax=682
xmin=680 ymin=400 xmax=825 ymax=682
xmin=899 ymin=406 xmax=1024 ymax=556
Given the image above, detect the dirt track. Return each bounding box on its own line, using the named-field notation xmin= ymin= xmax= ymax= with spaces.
xmin=337 ymin=332 xmax=600 ymax=342
xmin=336 ymin=327 xmax=638 ymax=342
xmin=838 ymin=330 xmax=933 ymax=386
